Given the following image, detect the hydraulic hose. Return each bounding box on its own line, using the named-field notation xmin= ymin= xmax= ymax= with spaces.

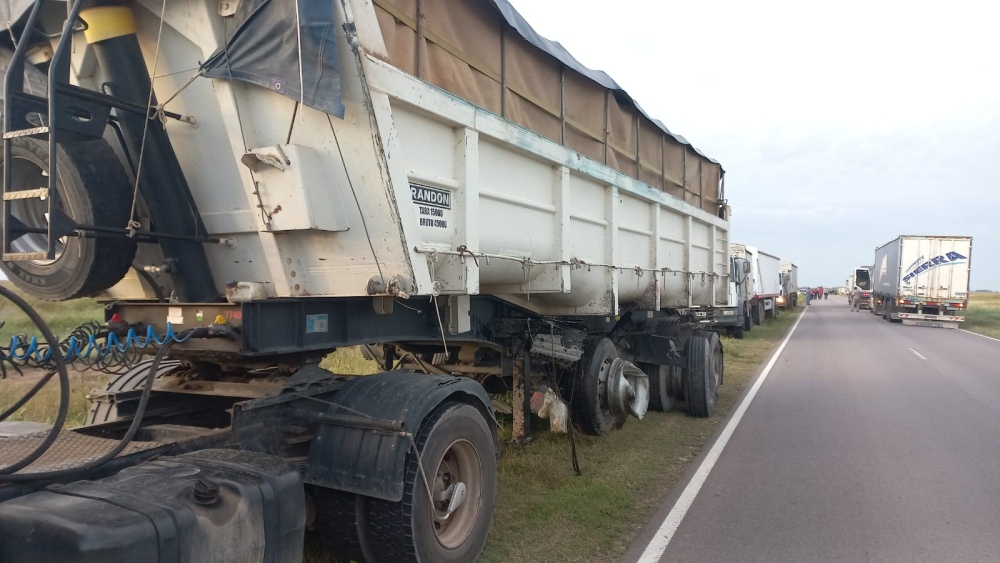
xmin=0 ymin=285 xmax=70 ymax=475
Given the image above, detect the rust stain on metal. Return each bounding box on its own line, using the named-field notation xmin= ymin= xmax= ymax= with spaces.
xmin=511 ymin=353 xmax=526 ymax=442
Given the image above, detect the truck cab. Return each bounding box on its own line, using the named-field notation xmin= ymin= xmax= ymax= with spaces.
xmin=850 ymin=267 xmax=873 ymax=309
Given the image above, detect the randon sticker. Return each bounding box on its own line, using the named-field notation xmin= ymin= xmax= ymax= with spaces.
xmin=411 ymin=183 xmax=451 ymax=229
xmin=410 ymin=183 xmax=452 ymax=209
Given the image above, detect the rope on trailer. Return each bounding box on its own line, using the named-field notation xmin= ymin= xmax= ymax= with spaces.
xmin=413 ymin=247 xmax=725 ymax=281
xmin=124 ymin=0 xmax=170 ymax=237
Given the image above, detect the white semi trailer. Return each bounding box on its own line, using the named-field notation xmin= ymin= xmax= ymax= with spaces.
xmin=732 ymin=244 xmax=782 ymax=325
xmin=0 ymin=0 xmax=729 ymax=560
xmin=871 ymin=236 xmax=972 ymax=328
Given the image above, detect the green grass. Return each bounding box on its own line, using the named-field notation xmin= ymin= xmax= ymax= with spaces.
xmin=319 ymin=347 xmax=380 ymax=375
xmin=963 ymin=292 xmax=1000 ymax=339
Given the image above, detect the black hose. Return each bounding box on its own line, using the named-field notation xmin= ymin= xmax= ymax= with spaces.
xmin=0 ymin=326 xmax=211 ymax=483
xmin=0 ymin=285 xmax=70 ymax=475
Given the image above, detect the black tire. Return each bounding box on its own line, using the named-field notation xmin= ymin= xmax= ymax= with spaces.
xmin=743 ymin=309 xmax=752 ymax=332
xmin=685 ymin=332 xmax=722 ymax=418
xmin=751 ymin=301 xmax=762 ymax=325
xmin=571 ymin=337 xmax=619 ymax=436
xmin=641 ymin=362 xmax=677 ymax=413
xmin=366 ymin=402 xmax=496 ymax=563
xmin=731 ymin=322 xmax=745 ymax=339
xmin=85 ymin=359 xmax=181 ymax=425
xmin=0 ymin=48 xmax=136 ymax=301
xmin=0 ymin=137 xmax=137 ymax=301
xmin=313 ymin=487 xmax=374 ymax=563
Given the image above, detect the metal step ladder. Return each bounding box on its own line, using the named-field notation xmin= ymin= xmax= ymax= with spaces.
xmin=2 ymin=0 xmax=115 ymax=261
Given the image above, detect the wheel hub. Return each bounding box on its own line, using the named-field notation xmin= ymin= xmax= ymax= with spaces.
xmin=604 ymin=358 xmax=651 ymax=420
xmin=429 ymin=439 xmax=481 ymax=549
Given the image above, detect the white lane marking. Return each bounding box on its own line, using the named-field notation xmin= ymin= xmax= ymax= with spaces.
xmin=636 ymin=310 xmax=808 ymax=563
xmin=908 ymin=347 xmax=927 ymax=361
xmin=959 ymin=329 xmax=1000 ymax=343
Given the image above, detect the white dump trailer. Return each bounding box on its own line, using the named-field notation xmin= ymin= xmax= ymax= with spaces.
xmin=0 ymin=0 xmax=728 ymax=561
xmin=871 ymin=236 xmax=972 ymax=328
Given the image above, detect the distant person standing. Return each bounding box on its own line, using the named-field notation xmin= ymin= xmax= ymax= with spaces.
xmin=851 ymin=287 xmax=861 ymax=312
xmin=806 ymin=288 xmax=812 ymax=305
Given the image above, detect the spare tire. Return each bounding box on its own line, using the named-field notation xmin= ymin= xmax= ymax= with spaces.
xmin=0 ymin=50 xmax=136 ymax=300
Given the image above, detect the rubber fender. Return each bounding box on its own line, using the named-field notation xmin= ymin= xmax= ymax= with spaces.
xmin=303 ymin=372 xmax=495 ymax=502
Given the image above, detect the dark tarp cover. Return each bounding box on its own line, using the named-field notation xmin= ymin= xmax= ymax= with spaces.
xmin=201 ymin=0 xmax=345 ymax=118
xmin=486 ymin=0 xmax=717 ymax=166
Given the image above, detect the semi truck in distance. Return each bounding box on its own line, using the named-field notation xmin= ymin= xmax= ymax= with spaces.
xmin=731 ymin=244 xmax=782 ymax=325
xmin=779 ymin=261 xmax=798 ymax=309
xmin=871 ymin=236 xmax=972 ymax=328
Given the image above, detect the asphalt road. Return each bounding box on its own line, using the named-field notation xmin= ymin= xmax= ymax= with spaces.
xmin=629 ymin=296 xmax=1000 ymax=563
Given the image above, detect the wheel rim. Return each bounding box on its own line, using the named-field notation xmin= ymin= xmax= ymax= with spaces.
xmin=4 ymin=155 xmax=66 ymax=265
xmin=595 ymin=356 xmax=615 ymax=418
xmin=430 ymin=438 xmax=482 ymax=549
xmin=710 ymin=343 xmax=722 ymax=398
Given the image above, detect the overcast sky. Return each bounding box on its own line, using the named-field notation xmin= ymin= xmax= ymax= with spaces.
xmin=509 ymin=0 xmax=1000 ymax=289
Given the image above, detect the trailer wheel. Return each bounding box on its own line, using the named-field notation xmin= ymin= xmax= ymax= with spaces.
xmin=366 ymin=402 xmax=496 ymax=563
xmin=751 ymin=301 xmax=762 ymax=325
xmin=572 ymin=337 xmax=620 ymax=436
xmin=685 ymin=332 xmax=721 ymax=418
xmin=743 ymin=310 xmax=752 ymax=333
xmin=731 ymin=322 xmax=745 ymax=339
xmin=641 ymin=362 xmax=678 ymax=413
xmin=85 ymin=359 xmax=181 ymax=425
xmin=313 ymin=487 xmax=374 ymax=563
